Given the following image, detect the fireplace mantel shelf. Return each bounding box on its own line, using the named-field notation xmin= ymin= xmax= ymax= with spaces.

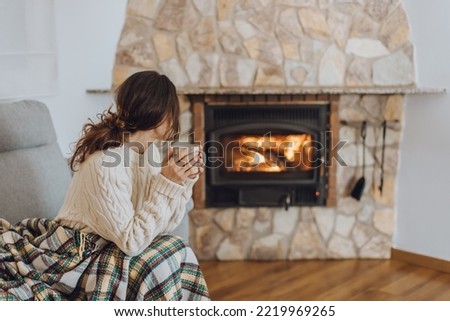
xmin=87 ymin=86 xmax=446 ymax=95
xmin=176 ymin=86 xmax=447 ymax=96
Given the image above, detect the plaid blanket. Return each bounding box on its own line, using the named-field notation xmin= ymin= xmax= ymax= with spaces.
xmin=0 ymin=218 xmax=209 ymax=301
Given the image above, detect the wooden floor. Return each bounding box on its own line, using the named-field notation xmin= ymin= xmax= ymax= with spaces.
xmin=200 ymin=259 xmax=450 ymax=300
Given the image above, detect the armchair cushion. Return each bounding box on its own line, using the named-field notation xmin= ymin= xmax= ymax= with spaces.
xmin=0 ymin=100 xmax=57 ymax=152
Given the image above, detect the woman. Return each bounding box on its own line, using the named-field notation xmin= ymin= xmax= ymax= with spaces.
xmin=56 ymin=70 xmax=203 ymax=257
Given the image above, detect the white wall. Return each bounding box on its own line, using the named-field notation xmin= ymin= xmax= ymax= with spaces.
xmin=395 ymin=0 xmax=450 ymax=260
xmin=39 ymin=0 xmax=127 ymax=156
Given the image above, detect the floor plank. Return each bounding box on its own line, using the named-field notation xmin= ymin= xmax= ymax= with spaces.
xmin=199 ymin=259 xmax=450 ymax=301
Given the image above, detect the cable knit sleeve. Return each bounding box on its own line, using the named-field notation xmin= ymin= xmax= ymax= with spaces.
xmin=159 ymin=176 xmax=198 ymax=234
xmin=83 ymin=156 xmax=189 ymax=256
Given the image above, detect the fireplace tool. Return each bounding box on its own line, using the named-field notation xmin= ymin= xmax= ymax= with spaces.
xmin=379 ymin=120 xmax=387 ymax=195
xmin=351 ymin=121 xmax=367 ymax=201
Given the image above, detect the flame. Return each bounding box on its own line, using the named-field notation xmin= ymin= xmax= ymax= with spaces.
xmin=224 ymin=134 xmax=315 ymax=173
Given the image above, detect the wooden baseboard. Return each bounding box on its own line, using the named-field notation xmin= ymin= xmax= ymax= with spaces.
xmin=391 ymin=248 xmax=450 ymax=274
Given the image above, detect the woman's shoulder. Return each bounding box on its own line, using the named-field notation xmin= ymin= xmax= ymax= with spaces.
xmin=80 ymin=143 xmax=164 ymax=174
xmin=74 ymin=146 xmax=136 ymax=186
xmin=80 ymin=145 xmax=132 ymax=172
xmin=68 ymin=147 xmax=134 ymax=196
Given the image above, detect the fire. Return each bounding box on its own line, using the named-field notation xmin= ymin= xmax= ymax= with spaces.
xmin=224 ymin=134 xmax=315 ymax=173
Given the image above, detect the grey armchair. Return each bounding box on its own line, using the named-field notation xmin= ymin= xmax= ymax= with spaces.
xmin=0 ymin=100 xmax=71 ymax=223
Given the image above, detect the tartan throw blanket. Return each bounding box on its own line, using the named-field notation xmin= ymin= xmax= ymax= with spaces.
xmin=0 ymin=218 xmax=209 ymax=301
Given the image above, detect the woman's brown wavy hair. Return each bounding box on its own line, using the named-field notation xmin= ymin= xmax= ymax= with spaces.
xmin=69 ymin=70 xmax=180 ymax=171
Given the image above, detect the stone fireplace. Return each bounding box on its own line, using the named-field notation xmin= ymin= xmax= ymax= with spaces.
xmin=113 ymin=0 xmax=416 ymax=260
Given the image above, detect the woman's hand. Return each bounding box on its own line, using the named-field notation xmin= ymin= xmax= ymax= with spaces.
xmin=188 ymin=145 xmax=204 ymax=179
xmin=161 ymin=146 xmax=204 ymax=184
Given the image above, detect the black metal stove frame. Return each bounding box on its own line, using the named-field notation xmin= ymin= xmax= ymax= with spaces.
xmin=204 ymin=103 xmax=330 ymax=208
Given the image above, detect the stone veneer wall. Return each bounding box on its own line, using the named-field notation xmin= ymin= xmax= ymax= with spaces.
xmin=113 ymin=0 xmax=414 ymax=259
xmin=113 ymin=0 xmax=414 ymax=89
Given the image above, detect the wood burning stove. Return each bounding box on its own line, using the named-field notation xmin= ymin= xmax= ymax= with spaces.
xmin=204 ymin=102 xmax=331 ymax=208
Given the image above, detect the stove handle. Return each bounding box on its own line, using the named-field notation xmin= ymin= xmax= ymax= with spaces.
xmin=283 ymin=192 xmax=292 ymax=211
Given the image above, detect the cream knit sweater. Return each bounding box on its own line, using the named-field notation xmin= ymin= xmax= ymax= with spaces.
xmin=56 ymin=144 xmax=197 ymax=256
